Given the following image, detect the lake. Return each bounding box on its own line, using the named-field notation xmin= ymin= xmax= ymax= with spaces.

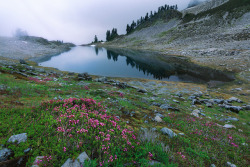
xmin=37 ymin=46 xmax=234 ymax=83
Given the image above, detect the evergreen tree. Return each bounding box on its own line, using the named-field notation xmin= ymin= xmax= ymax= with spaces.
xmin=145 ymin=13 xmax=149 ymax=21
xmin=94 ymin=35 xmax=98 ymax=43
xmin=106 ymin=30 xmax=110 ymax=41
xmin=150 ymin=11 xmax=153 ymax=18
xmin=126 ymin=24 xmax=131 ymax=34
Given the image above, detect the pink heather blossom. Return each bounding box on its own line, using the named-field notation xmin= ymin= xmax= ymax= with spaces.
xmin=63 ymin=147 xmax=66 ymax=152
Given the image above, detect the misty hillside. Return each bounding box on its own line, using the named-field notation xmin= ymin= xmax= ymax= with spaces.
xmin=100 ymin=0 xmax=250 ymax=73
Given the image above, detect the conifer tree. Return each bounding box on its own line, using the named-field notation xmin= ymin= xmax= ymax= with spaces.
xmin=106 ymin=30 xmax=110 ymax=41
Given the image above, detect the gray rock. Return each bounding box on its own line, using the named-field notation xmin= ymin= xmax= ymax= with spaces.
xmin=228 ymin=97 xmax=242 ymax=103
xmin=192 ymin=91 xmax=203 ymax=97
xmin=225 ymin=105 xmax=242 ymax=113
xmin=223 ymin=124 xmax=236 ymax=129
xmin=244 ymin=105 xmax=250 ymax=110
xmin=148 ymin=160 xmax=161 ymax=166
xmin=206 ymin=103 xmax=213 ymax=107
xmin=154 ymin=116 xmax=162 ymax=122
xmin=137 ymin=89 xmax=147 ymax=93
xmin=210 ymin=164 xmax=216 ymax=167
xmin=220 ymin=117 xmax=239 ymax=122
xmin=188 ymin=96 xmax=196 ymax=100
xmin=0 ymin=148 xmax=13 ymax=162
xmin=94 ymin=77 xmax=107 ymax=82
xmin=226 ymin=161 xmax=237 ymax=167
xmin=173 ymin=99 xmax=180 ymax=103
xmin=213 ymin=99 xmax=224 ymax=104
xmin=20 ymin=59 xmax=27 ymax=64
xmin=191 ymin=109 xmax=200 ymax=117
xmin=32 ymin=156 xmax=44 ymax=167
xmin=61 ymin=152 xmax=90 ymax=167
xmin=200 ymin=113 xmax=206 ymax=117
xmin=192 ymin=99 xmax=202 ymax=105
xmin=7 ymin=133 xmax=27 ymax=144
xmin=161 ymin=127 xmax=177 ymax=138
xmin=155 ymin=113 xmax=164 ymax=118
xmin=24 ymin=148 xmax=31 ymax=154
xmin=151 ymin=102 xmax=162 ymax=107
xmin=160 ymin=104 xmax=172 ymax=110
xmin=176 ymin=92 xmax=183 ymax=97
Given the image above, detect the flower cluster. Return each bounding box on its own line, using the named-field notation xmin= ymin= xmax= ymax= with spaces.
xmin=40 ymin=98 xmax=144 ymax=166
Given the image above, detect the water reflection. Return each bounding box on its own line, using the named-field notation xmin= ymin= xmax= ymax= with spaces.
xmin=101 ymin=47 xmax=234 ymax=82
xmin=36 ymin=46 xmax=234 ymax=83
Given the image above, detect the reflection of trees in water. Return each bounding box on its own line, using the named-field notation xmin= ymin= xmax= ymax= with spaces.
xmin=105 ymin=48 xmax=234 ymax=82
xmin=107 ymin=50 xmax=175 ymax=80
xmin=95 ymin=47 xmax=99 ymax=55
xmin=106 ymin=50 xmax=119 ymax=62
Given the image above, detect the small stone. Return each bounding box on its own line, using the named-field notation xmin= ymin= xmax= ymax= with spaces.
xmin=210 ymin=164 xmax=216 ymax=167
xmin=192 ymin=91 xmax=203 ymax=97
xmin=148 ymin=160 xmax=161 ymax=166
xmin=154 ymin=116 xmax=162 ymax=123
xmin=20 ymin=59 xmax=27 ymax=64
xmin=178 ymin=133 xmax=185 ymax=136
xmin=206 ymin=103 xmax=213 ymax=108
xmin=238 ymin=129 xmax=243 ymax=132
xmin=32 ymin=156 xmax=44 ymax=167
xmin=160 ymin=104 xmax=172 ymax=110
xmin=191 ymin=109 xmax=200 ymax=117
xmin=192 ymin=99 xmax=202 ymax=105
xmin=226 ymin=161 xmax=237 ymax=167
xmin=7 ymin=133 xmax=27 ymax=144
xmin=151 ymin=102 xmax=161 ymax=107
xmin=24 ymin=148 xmax=31 ymax=154
xmin=161 ymin=127 xmax=177 ymax=138
xmin=173 ymin=99 xmax=180 ymax=103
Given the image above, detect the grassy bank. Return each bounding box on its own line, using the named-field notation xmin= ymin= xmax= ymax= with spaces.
xmin=0 ymin=63 xmax=249 ymax=166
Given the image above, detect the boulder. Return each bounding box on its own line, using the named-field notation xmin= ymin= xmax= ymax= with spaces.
xmin=7 ymin=133 xmax=27 ymax=144
xmin=161 ymin=128 xmax=177 ymax=138
xmin=61 ymin=152 xmax=90 ymax=167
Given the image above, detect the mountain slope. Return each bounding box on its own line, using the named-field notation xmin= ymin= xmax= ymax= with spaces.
xmin=100 ymin=0 xmax=250 ymax=73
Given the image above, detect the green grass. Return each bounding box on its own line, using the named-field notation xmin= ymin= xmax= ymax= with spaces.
xmin=0 ymin=65 xmax=249 ymax=167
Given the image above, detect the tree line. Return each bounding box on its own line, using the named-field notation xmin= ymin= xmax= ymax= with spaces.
xmin=126 ymin=4 xmax=178 ymax=34
xmin=94 ymin=4 xmax=179 ymax=42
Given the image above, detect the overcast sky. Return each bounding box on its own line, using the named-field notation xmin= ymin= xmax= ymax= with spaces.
xmin=0 ymin=0 xmax=197 ymax=44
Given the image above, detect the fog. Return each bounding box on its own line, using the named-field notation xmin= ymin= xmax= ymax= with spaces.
xmin=0 ymin=0 xmax=206 ymax=44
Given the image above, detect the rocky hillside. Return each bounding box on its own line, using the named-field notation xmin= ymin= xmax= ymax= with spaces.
xmin=0 ymin=36 xmax=75 ymax=62
xmin=100 ymin=0 xmax=250 ymax=74
xmin=182 ymin=0 xmax=229 ymax=16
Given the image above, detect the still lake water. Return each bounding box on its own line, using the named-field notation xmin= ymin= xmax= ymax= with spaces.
xmin=38 ymin=46 xmax=234 ymax=83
